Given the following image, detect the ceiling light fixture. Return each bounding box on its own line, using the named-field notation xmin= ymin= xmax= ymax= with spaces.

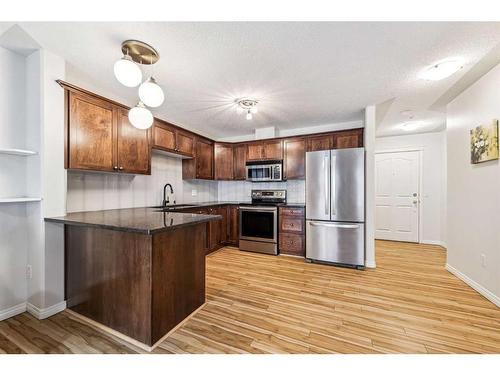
xmin=236 ymin=98 xmax=259 ymax=121
xmin=114 ymin=40 xmax=164 ymax=129
xmin=400 ymin=121 xmax=422 ymax=131
xmin=419 ymin=59 xmax=463 ymax=81
xmin=128 ymin=102 xmax=154 ymax=130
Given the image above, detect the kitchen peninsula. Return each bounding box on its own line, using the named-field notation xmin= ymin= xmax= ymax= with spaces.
xmin=45 ymin=207 xmax=221 ymax=349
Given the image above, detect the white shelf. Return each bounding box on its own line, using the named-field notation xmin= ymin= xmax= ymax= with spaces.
xmin=0 ymin=148 xmax=37 ymax=156
xmin=0 ymin=197 xmax=42 ymax=203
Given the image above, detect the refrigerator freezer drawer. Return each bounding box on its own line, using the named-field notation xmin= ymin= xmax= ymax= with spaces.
xmin=306 ymin=220 xmax=365 ymax=267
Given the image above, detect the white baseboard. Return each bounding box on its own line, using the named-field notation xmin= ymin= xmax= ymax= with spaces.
xmin=0 ymin=302 xmax=27 ymax=321
xmin=422 ymin=240 xmax=447 ymax=248
xmin=446 ymin=264 xmax=500 ymax=308
xmin=27 ymin=301 xmax=66 ymax=320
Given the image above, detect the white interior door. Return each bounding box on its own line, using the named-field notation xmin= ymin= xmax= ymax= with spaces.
xmin=375 ymin=151 xmax=420 ymax=242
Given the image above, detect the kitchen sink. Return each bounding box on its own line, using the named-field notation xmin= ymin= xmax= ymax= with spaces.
xmin=152 ymin=204 xmax=197 ymax=211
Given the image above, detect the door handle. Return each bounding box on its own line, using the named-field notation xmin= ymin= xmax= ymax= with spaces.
xmin=331 ymin=154 xmax=337 ymax=216
xmin=324 ymin=154 xmax=329 ymax=215
xmin=309 ymin=222 xmax=360 ymax=229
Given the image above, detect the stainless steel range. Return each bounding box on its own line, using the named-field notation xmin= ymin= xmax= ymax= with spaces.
xmin=239 ymin=189 xmax=286 ymax=255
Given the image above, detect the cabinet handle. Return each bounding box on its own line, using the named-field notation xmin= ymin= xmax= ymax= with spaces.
xmin=113 ymin=166 xmax=118 ymax=170
xmin=119 ymin=166 xmax=124 ymax=171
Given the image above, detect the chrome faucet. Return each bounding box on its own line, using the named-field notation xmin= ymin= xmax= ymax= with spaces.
xmin=162 ymin=183 xmax=175 ymax=207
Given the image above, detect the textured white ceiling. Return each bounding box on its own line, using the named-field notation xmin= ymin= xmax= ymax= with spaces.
xmin=3 ymin=22 xmax=500 ymax=138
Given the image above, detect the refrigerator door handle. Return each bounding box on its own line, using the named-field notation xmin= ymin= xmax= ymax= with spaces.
xmin=309 ymin=222 xmax=360 ymax=229
xmin=324 ymin=154 xmax=329 ymax=215
xmin=331 ymin=154 xmax=337 ymax=216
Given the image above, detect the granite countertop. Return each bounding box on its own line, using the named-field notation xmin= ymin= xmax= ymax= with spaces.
xmin=159 ymin=201 xmax=306 ymax=209
xmin=45 ymin=207 xmax=221 ymax=235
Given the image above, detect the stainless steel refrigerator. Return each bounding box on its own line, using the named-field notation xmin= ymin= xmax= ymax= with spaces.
xmin=305 ymin=148 xmax=365 ymax=268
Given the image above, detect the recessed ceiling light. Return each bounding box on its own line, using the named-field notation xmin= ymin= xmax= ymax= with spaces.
xmin=419 ymin=59 xmax=463 ymax=81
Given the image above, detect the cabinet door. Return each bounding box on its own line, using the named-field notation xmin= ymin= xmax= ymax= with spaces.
xmin=116 ymin=108 xmax=151 ymax=175
xmin=219 ymin=206 xmax=228 ymax=244
xmin=283 ymin=138 xmax=305 ymax=180
xmin=233 ymin=144 xmax=247 ymax=180
xmin=196 ymin=139 xmax=214 ymax=179
xmin=214 ymin=143 xmax=234 ymax=180
xmin=247 ymin=142 xmax=264 ymax=161
xmin=333 ymin=129 xmax=364 ymax=149
xmin=228 ymin=205 xmax=239 ymax=245
xmin=153 ymin=120 xmax=176 ymax=152
xmin=208 ymin=207 xmax=220 ymax=251
xmin=307 ymin=134 xmax=332 ymax=152
xmin=176 ymin=130 xmax=195 ymax=157
xmin=68 ymin=91 xmax=115 ymax=171
xmin=263 ymin=140 xmax=283 ymax=160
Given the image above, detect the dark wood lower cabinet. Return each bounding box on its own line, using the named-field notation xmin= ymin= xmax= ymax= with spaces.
xmin=228 ymin=205 xmax=239 ymax=245
xmin=279 ymin=206 xmax=305 ymax=257
xmin=65 ymin=222 xmax=207 ymax=347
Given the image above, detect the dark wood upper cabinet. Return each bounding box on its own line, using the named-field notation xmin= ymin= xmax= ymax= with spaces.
xmin=246 ymin=139 xmax=283 ymax=161
xmin=176 ymin=131 xmax=195 ymax=157
xmin=263 ymin=139 xmax=283 ymax=160
xmin=66 ymin=89 xmax=150 ymax=175
xmin=233 ymin=144 xmax=247 ymax=180
xmin=247 ymin=142 xmax=264 ymax=161
xmin=152 ymin=120 xmax=195 ymax=157
xmin=153 ymin=120 xmax=176 ymax=152
xmin=196 ymin=138 xmax=214 ymax=179
xmin=283 ymin=137 xmax=306 ymax=180
xmin=68 ymin=91 xmax=115 ymax=172
xmin=333 ymin=128 xmax=364 ymax=149
xmin=214 ymin=143 xmax=234 ymax=180
xmin=116 ymin=108 xmax=151 ymax=175
xmin=307 ymin=134 xmax=333 ymax=152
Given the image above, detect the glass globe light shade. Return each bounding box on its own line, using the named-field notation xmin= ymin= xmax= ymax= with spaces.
xmin=114 ymin=55 xmax=142 ymax=87
xmin=128 ymin=102 xmax=153 ymax=129
xmin=246 ymin=111 xmax=253 ymax=120
xmin=139 ymin=77 xmax=165 ymax=107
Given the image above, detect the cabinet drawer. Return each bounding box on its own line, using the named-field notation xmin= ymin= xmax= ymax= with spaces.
xmin=279 ymin=207 xmax=305 ymax=217
xmin=279 ymin=233 xmax=304 ymax=256
xmin=280 ymin=216 xmax=304 ymax=233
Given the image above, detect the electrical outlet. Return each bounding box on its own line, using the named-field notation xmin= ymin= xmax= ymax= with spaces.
xmin=191 ymin=189 xmax=197 ymax=197
xmin=26 ymin=264 xmax=32 ymax=279
xmin=481 ymin=254 xmax=486 ymax=268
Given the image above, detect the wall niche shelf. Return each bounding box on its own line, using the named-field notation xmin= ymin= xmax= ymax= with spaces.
xmin=0 ymin=197 xmax=42 ymax=203
xmin=0 ymin=148 xmax=37 ymax=156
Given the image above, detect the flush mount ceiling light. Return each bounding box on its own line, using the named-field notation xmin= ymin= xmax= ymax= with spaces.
xmin=400 ymin=121 xmax=422 ymax=131
xmin=128 ymin=102 xmax=154 ymax=130
xmin=236 ymin=98 xmax=259 ymax=120
xmin=419 ymin=59 xmax=463 ymax=81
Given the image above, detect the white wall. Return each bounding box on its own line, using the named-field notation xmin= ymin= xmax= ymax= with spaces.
xmin=364 ymin=106 xmax=376 ymax=268
xmin=376 ymin=131 xmax=447 ymax=246
xmin=446 ymin=62 xmax=500 ymax=307
xmin=0 ymin=47 xmax=29 ymax=318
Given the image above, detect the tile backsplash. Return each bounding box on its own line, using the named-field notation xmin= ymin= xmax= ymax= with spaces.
xmin=217 ymin=180 xmax=305 ymax=203
xmin=66 ymin=153 xmax=304 ymax=213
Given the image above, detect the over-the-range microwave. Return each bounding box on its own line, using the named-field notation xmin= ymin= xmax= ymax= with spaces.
xmin=246 ymin=160 xmax=283 ymax=182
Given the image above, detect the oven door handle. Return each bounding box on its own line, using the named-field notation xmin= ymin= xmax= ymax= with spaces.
xmin=239 ymin=206 xmax=277 ymax=212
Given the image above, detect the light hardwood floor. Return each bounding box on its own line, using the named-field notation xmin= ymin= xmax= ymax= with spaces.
xmin=1 ymin=240 xmax=500 ymax=354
